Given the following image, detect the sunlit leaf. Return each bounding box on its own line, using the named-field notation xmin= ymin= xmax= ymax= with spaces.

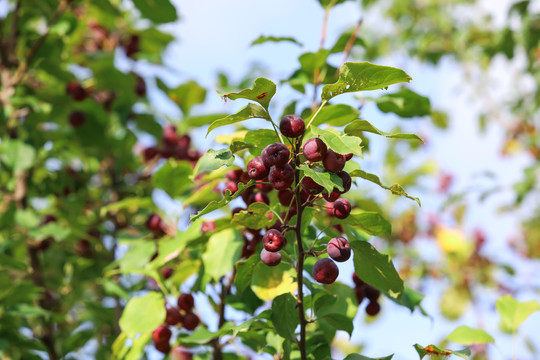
xmin=271 ymin=293 xmax=299 ymax=340
xmin=337 ymin=210 xmax=391 ymax=237
xmin=349 ymin=169 xmax=421 ymax=206
xmin=119 ymin=292 xmax=165 ymax=338
xmin=447 ymin=326 xmax=494 ymax=345
xmin=310 ymin=127 xmax=363 ymax=157
xmin=251 ymin=262 xmax=297 ymax=301
xmin=153 ymin=160 xmax=193 ymax=198
xmin=413 ymin=344 xmax=470 ymax=360
xmin=219 ymin=77 xmax=277 ymax=110
xmin=322 ymin=62 xmax=412 ymax=101
xmin=202 ymin=228 xmax=243 ymax=281
xmin=345 ymin=119 xmax=424 ymax=142
xmin=250 ymin=35 xmax=303 ymax=47
xmin=373 ymin=89 xmax=430 ymax=118
xmin=207 ymin=103 xmax=269 ymax=136
xmin=351 ymin=240 xmax=403 ymax=299
xmin=192 ymin=148 xmax=235 ymax=177
xmin=496 ymin=294 xmax=540 ymax=333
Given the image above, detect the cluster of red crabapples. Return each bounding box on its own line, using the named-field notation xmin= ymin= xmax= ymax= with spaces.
xmin=353 ymin=273 xmax=381 ymax=316
xmin=152 ymin=294 xmax=200 ymax=354
xmin=141 ymin=124 xmax=201 ymax=165
xmin=221 ymin=115 xmax=355 ymax=284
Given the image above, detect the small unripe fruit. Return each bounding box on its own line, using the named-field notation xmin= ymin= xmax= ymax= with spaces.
xmin=322 ymin=149 xmax=346 ymax=173
xmin=333 ymin=198 xmax=351 ymax=219
xmin=312 ymin=258 xmax=339 ymax=284
xmin=280 ymin=115 xmax=305 ymax=138
xmin=177 ymin=293 xmax=194 ymax=311
xmin=336 ymin=171 xmax=352 ymax=194
xmin=263 ymin=229 xmax=286 ymax=252
xmin=269 ymin=164 xmax=294 ymax=190
xmin=301 ymin=176 xmax=324 ymax=195
xmin=260 ymin=248 xmax=282 ymax=266
xmin=183 ymin=312 xmax=200 ymax=331
xmin=262 ymin=143 xmax=290 ymax=167
xmin=247 ymin=156 xmax=269 ymax=180
xmin=152 ymin=325 xmax=172 ymax=344
xmin=303 ymin=138 xmax=327 ymax=162
xmin=69 ymin=111 xmax=86 ymax=128
xmin=365 ymin=300 xmax=380 ymax=316
xmin=327 ymin=237 xmax=351 ymax=262
xmin=165 ymin=306 xmax=183 ymax=326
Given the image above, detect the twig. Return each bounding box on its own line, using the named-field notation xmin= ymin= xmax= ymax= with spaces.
xmin=337 ymin=18 xmax=363 ymax=75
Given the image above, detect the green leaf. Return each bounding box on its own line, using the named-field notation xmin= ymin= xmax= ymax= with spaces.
xmin=351 ymin=240 xmax=403 ymax=299
xmin=299 ymin=165 xmax=344 ymax=194
xmin=373 ymin=89 xmax=431 ymax=118
xmin=132 ymin=0 xmax=178 ymax=23
xmin=220 ymin=77 xmax=277 ymax=110
xmin=119 ymin=292 xmax=165 ymax=338
xmin=202 ymin=228 xmax=243 ymax=281
xmin=330 ymin=31 xmax=366 ymax=54
xmin=413 ymin=344 xmax=471 ymax=360
xmin=271 ymin=293 xmax=299 ymax=340
xmin=118 ymin=241 xmax=156 ymax=272
xmin=496 ymin=294 xmax=540 ymax=333
xmin=244 ymin=129 xmax=280 ymax=154
xmin=349 ymin=169 xmax=421 ymax=206
xmin=193 ymin=149 xmax=235 ymax=178
xmin=345 ymin=120 xmax=424 ymax=142
xmin=337 ymin=210 xmax=391 ymax=237
xmin=344 ymin=354 xmax=393 ymax=360
xmin=309 ymin=104 xmax=360 ymax=127
xmin=235 ymin=255 xmax=261 ymax=294
xmin=190 ymin=180 xmax=254 ymax=222
xmin=250 ymin=35 xmax=303 ymax=47
xmin=157 ymin=80 xmax=207 ymax=115
xmin=1 ymin=140 xmax=36 ymax=172
xmin=183 ymin=113 xmax=229 ymax=127
xmin=322 ymin=62 xmax=412 ymax=101
xmin=389 ymin=286 xmax=424 ymax=312
xmin=320 ymin=313 xmax=354 ymax=337
xmin=310 ymin=127 xmax=362 ymax=157
xmin=152 ymin=160 xmax=193 ymax=198
xmin=251 ymin=262 xmax=297 ymax=301
xmin=232 ymin=202 xmax=275 ymax=230
xmin=207 ymin=103 xmax=269 ymax=136
xmin=447 ymin=326 xmax=494 ymax=345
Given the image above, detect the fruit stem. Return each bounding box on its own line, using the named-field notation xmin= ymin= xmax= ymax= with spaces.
xmin=306 ymin=100 xmax=328 ymax=129
xmin=293 ymin=138 xmax=308 ymax=360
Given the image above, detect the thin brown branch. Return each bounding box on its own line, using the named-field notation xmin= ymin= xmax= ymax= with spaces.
xmin=7 ymin=0 xmax=22 ymax=60
xmin=337 ymin=18 xmax=363 ymax=74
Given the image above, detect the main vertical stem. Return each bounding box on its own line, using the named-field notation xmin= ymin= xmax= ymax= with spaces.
xmin=293 ymin=139 xmax=307 ymax=360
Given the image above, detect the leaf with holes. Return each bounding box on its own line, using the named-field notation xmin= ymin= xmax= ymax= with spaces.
xmin=193 ymin=149 xmax=235 ymax=177
xmin=219 ymin=77 xmax=276 ymax=110
xmin=322 ymin=62 xmax=412 ymax=101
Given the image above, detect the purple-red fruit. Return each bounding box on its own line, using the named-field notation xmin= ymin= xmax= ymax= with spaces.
xmin=66 ymin=81 xmax=87 ymax=101
xmin=69 ymin=111 xmax=86 ymax=128
xmin=333 ymin=198 xmax=351 ymax=219
xmin=336 ymin=171 xmax=352 ymax=194
xmin=323 ymin=191 xmax=340 ymax=202
xmin=177 ymin=293 xmax=194 ymax=311
xmin=345 ymin=153 xmax=353 ymax=161
xmin=312 ymin=258 xmax=339 ymax=284
xmin=260 ymin=248 xmax=282 ymax=266
xmin=263 ymin=229 xmax=285 ymax=252
xmin=322 ymin=149 xmax=346 ymax=173
xmin=152 ymin=325 xmax=172 ymax=344
xmin=171 ymin=347 xmax=193 ymax=360
xmin=143 ymin=146 xmax=158 ymax=162
xmin=226 ymin=169 xmax=244 ymax=182
xmin=247 ymin=156 xmax=269 ymax=180
xmin=280 ymin=115 xmax=305 ymax=138
xmin=165 ymin=306 xmax=183 ymax=326
xmin=155 ymin=341 xmax=171 ymax=354
xmin=303 ymin=138 xmax=327 ymax=162
xmin=249 ymin=192 xmax=270 ymax=205
xmin=201 ymin=221 xmax=217 ymax=234
xmin=161 ymin=266 xmax=174 ymax=279
xmin=135 ymin=76 xmax=146 ymax=96
xmin=301 ymin=176 xmax=324 ymax=195
xmin=146 ymin=213 xmax=163 ymax=233
xmin=262 ymin=143 xmax=290 ymax=167
xmin=223 ymin=181 xmax=238 ymax=196
xmin=364 ymin=286 xmax=381 ymax=302
xmin=269 ymin=164 xmax=294 ymax=190
xmin=183 ymin=312 xmax=200 ymax=330
xmin=365 ymin=301 xmax=380 ymax=316
xmin=255 ymin=179 xmax=273 ymax=193
xmin=327 ymin=237 xmax=351 ymax=262
xmin=278 ymin=189 xmax=294 ymax=206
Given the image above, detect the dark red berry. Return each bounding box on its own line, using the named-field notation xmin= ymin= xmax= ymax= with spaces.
xmin=247 ymin=157 xmax=269 ymax=180
xmin=327 ymin=237 xmax=351 ymax=262
xmin=312 ymin=258 xmax=339 ymax=284
xmin=301 ymin=176 xmax=324 ymax=195
xmin=303 ymin=138 xmax=327 ymax=162
xmin=223 ymin=181 xmax=238 ymax=196
xmin=152 ymin=325 xmax=172 ymax=344
xmin=66 ymin=81 xmax=87 ymax=101
xmin=323 ymin=191 xmax=340 ymax=202
xmin=263 ymin=229 xmax=286 ymax=252
xmin=165 ymin=306 xmax=183 ymax=326
xmin=69 ymin=111 xmax=86 ymax=128
xmin=249 ymin=192 xmax=270 ymax=205
xmin=365 ymin=300 xmax=380 ymax=316
xmin=177 ymin=293 xmax=195 ymax=311
xmin=155 ymin=341 xmax=171 ymax=354
xmin=262 ymin=143 xmax=290 ymax=167
xmin=278 ymin=189 xmax=294 ymax=206
xmin=323 ymin=149 xmax=346 ymax=173
xmin=269 ymin=164 xmax=294 ymax=190
xmin=336 ymin=171 xmax=352 ymax=194
xmin=183 ymin=312 xmax=200 ymax=331
xmin=201 ymin=221 xmax=217 ymax=234
xmin=260 ymin=248 xmax=282 ymax=266
xmin=161 ymin=266 xmax=174 ymax=279
xmin=333 ymin=198 xmax=351 ymax=219
xmin=280 ymin=115 xmax=305 ymax=138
